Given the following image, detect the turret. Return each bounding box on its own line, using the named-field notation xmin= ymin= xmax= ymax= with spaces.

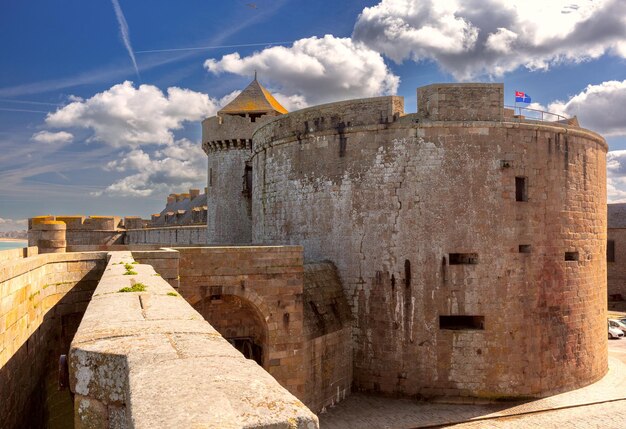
xmin=201 ymin=76 xmax=287 ymax=244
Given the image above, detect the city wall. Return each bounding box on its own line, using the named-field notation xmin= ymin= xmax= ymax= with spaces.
xmin=251 ymin=84 xmax=608 ymax=398
xmin=0 ymin=248 xmax=107 ymax=429
xmin=69 ymin=251 xmax=318 ymax=428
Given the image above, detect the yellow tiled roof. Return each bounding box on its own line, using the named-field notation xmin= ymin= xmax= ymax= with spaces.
xmin=219 ymin=78 xmax=288 ymax=115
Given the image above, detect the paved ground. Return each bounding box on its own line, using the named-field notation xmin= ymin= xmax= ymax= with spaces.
xmin=320 ymin=340 xmax=626 ymax=428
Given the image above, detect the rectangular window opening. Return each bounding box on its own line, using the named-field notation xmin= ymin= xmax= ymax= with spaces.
xmin=449 ymin=253 xmax=478 ymax=265
xmin=608 ymin=240 xmax=615 ymax=262
xmin=515 ymin=176 xmax=528 ymax=202
xmin=209 ymin=168 xmax=213 ymax=187
xmin=564 ymin=251 xmax=579 ymax=261
xmin=439 ymin=315 xmax=485 ymax=330
xmin=519 ymin=245 xmax=531 ymax=254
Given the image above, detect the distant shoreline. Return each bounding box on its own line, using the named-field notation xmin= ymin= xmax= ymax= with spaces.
xmin=0 ymin=238 xmax=27 ymax=242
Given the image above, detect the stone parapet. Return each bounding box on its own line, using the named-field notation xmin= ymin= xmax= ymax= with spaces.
xmin=0 ymin=250 xmax=107 ymax=429
xmin=252 ymin=96 xmax=404 ymax=154
xmin=69 ymin=250 xmax=318 ymax=428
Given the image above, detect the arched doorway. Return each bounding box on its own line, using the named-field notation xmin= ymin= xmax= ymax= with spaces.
xmin=193 ymin=294 xmax=267 ymax=367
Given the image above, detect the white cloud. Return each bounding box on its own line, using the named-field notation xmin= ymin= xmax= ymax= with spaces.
xmin=353 ymin=0 xmax=626 ymax=80
xmin=205 ymin=34 xmax=399 ymax=107
xmin=0 ymin=217 xmax=27 ymax=232
xmin=46 ymin=81 xmax=217 ymax=147
xmin=96 ymin=138 xmax=205 ymax=197
xmin=545 ymin=80 xmax=626 ymax=136
xmin=607 ymin=151 xmax=626 ymax=203
xmin=31 ymin=130 xmax=74 ymax=144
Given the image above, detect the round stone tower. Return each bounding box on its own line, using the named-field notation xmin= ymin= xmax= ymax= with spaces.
xmin=201 ymin=77 xmax=287 ymax=244
xmin=250 ymin=83 xmax=608 ymax=399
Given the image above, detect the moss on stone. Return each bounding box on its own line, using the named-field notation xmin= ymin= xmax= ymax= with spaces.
xmin=119 ymin=283 xmax=147 ymax=293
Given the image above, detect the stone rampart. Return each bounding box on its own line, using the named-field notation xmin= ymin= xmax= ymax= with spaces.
xmin=0 ymin=246 xmax=37 ymax=263
xmin=252 ymin=96 xmax=404 ymax=153
xmin=176 ymin=246 xmax=308 ymax=401
xmin=0 ymin=249 xmax=107 ymax=429
xmin=125 ymin=225 xmax=206 ymax=245
xmin=69 ymin=250 xmax=318 ymax=428
xmin=250 ymin=84 xmax=608 ymax=399
xmin=302 ymin=262 xmax=352 ymax=412
xmin=417 ymin=83 xmax=504 ymax=121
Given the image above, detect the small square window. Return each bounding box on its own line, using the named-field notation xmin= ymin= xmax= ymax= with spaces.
xmin=519 ymin=245 xmax=531 ymax=253
xmin=565 ymin=252 xmax=579 ymax=261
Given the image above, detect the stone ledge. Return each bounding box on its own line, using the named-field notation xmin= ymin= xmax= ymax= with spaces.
xmin=69 ymin=251 xmax=318 ymax=429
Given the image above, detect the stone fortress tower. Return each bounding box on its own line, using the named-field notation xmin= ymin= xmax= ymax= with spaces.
xmin=201 ymin=76 xmax=288 ymax=244
xmin=202 ymin=81 xmax=608 ymax=399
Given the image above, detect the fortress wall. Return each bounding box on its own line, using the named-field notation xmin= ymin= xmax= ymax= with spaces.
xmin=125 ymin=225 xmax=206 ymax=245
xmin=66 ymin=230 xmax=124 ymax=246
xmin=251 ymin=94 xmax=608 ymax=398
xmin=69 ymin=250 xmax=318 ymax=428
xmin=417 ymin=83 xmax=504 ymax=121
xmin=302 ymin=262 xmax=352 ymax=412
xmin=0 ymin=250 xmax=107 ymax=429
xmin=608 ymin=228 xmax=626 ymax=299
xmin=0 ymin=246 xmax=37 ymax=263
xmin=253 ymin=96 xmax=404 ymax=150
xmin=205 ymin=148 xmax=252 ymax=244
xmin=131 ymin=248 xmax=180 ymax=289
xmin=175 ymin=246 xmax=308 ymax=403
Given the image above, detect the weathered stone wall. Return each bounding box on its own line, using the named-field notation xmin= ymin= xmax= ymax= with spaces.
xmin=251 ymin=88 xmax=608 ymax=399
xmin=69 ymin=251 xmax=318 ymax=428
xmin=205 ymin=147 xmax=253 ymax=244
xmin=0 ymin=250 xmax=107 ymax=429
xmin=608 ymin=228 xmax=626 ymax=299
xmin=0 ymin=245 xmax=37 ymax=263
xmin=176 ymin=246 xmax=308 ymax=403
xmin=417 ymin=83 xmax=504 ymax=121
xmin=302 ymin=262 xmax=352 ymax=412
xmin=125 ymin=225 xmax=206 ymax=245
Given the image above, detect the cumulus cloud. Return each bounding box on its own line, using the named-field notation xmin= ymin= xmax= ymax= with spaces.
xmin=204 ymin=34 xmax=399 ymax=107
xmin=31 ymin=130 xmax=74 ymax=144
xmin=45 ymin=81 xmax=217 ymax=147
xmin=607 ymin=151 xmax=626 ymax=203
xmin=544 ymin=80 xmax=626 ymax=136
xmin=353 ymin=0 xmax=626 ymax=80
xmin=96 ymin=139 xmax=205 ymax=197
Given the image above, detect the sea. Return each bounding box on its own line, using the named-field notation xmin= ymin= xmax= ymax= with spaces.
xmin=0 ymin=241 xmax=27 ymax=251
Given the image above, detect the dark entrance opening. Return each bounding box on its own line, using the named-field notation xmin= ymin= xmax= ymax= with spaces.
xmin=227 ymin=337 xmax=263 ymax=366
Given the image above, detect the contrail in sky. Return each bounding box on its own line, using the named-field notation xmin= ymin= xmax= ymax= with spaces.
xmin=136 ymin=41 xmax=294 ymax=54
xmin=111 ymin=0 xmax=140 ymax=80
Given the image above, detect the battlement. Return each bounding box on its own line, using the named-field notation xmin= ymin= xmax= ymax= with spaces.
xmin=28 ymin=215 xmax=123 ymax=231
xmin=416 ymin=83 xmax=504 ymax=121
xmin=252 ymin=95 xmax=405 ymax=152
xmin=201 ymin=114 xmax=260 ymax=153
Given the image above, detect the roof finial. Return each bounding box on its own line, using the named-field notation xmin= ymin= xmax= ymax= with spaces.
xmin=254 ymin=70 xmax=257 ymax=81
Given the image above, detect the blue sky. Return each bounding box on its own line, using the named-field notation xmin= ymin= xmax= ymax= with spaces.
xmin=1 ymin=0 xmax=626 ymax=231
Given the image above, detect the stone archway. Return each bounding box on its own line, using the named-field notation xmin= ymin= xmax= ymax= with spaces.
xmin=193 ymin=294 xmax=268 ymax=367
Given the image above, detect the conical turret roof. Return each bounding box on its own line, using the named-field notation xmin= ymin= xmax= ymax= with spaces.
xmin=218 ymin=77 xmax=288 ymax=115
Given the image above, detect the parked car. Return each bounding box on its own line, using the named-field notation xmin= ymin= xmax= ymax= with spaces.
xmin=609 ymin=319 xmax=626 ymax=335
xmin=609 ymin=322 xmax=624 ymax=339
xmin=618 ymin=317 xmax=626 ymax=326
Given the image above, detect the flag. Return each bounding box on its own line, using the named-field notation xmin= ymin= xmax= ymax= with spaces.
xmin=515 ymin=91 xmax=531 ymax=103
